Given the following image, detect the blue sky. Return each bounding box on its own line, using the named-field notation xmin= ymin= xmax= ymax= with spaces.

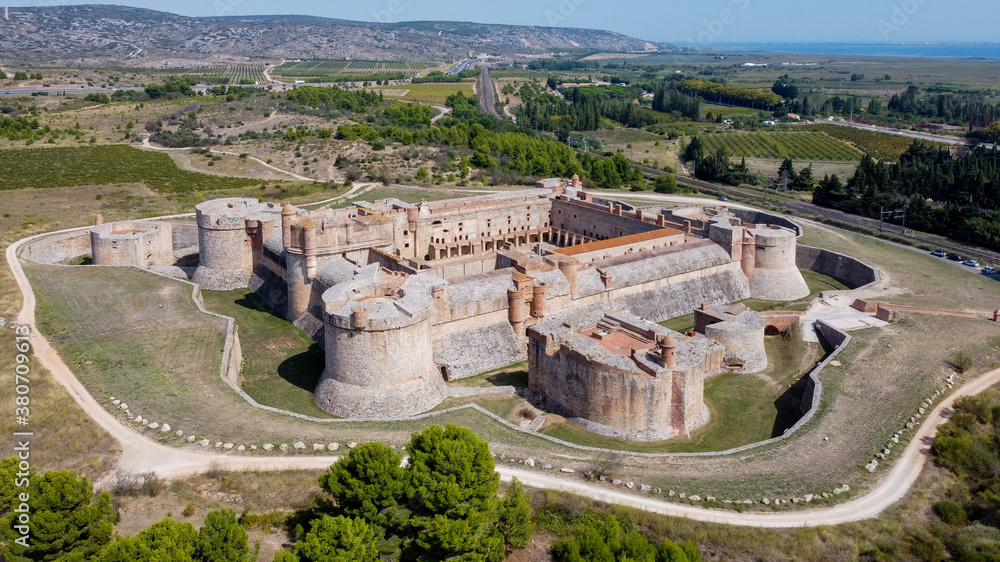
xmin=16 ymin=0 xmax=999 ymax=44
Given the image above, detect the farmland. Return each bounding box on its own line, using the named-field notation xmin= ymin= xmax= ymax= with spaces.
xmin=804 ymin=123 xmax=951 ymax=161
xmin=273 ymin=59 xmax=436 ymax=78
xmin=697 ymin=131 xmax=864 ymax=161
xmin=109 ymin=64 xmax=266 ymax=84
xmin=374 ymin=82 xmax=475 ymax=105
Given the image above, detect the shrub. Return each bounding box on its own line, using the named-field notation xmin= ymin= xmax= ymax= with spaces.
xmin=933 ymin=500 xmax=967 ymax=526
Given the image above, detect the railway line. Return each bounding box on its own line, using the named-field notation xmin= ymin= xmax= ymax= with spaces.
xmin=640 ymin=166 xmax=1000 ymax=265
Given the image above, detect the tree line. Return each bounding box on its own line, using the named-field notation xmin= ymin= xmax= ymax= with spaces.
xmin=812 ymin=143 xmax=1000 ymax=249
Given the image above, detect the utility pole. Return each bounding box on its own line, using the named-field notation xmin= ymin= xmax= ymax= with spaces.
xmin=880 ymin=206 xmax=907 ymax=234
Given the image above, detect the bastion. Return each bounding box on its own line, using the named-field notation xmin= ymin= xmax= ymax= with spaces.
xmin=313 ymin=269 xmax=446 ymax=418
xmin=694 ymin=303 xmax=768 ymax=373
xmin=90 ymin=221 xmax=174 ymax=268
xmin=527 ymin=310 xmax=725 ymax=440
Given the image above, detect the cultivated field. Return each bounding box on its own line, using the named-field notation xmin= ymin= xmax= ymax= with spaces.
xmin=698 ymin=131 xmax=864 ymax=161
xmin=273 ymin=60 xmax=437 ymax=78
xmin=804 ymin=123 xmax=952 ymax=161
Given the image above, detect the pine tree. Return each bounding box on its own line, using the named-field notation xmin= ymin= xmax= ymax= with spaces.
xmin=496 ymin=478 xmax=534 ymax=553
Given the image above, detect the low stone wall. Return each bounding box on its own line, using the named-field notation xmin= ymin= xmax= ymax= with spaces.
xmin=797 ymin=245 xmax=879 ymax=289
xmin=191 ymin=284 xmax=243 ymax=386
xmin=21 ymin=231 xmax=92 ymax=264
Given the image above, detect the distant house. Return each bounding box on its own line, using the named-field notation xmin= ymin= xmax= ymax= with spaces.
xmin=786 ymin=113 xmax=801 ymax=121
xmin=761 ymin=120 xmax=776 ymax=126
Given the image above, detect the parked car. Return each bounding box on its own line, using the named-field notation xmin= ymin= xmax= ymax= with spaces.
xmin=964 ymin=259 xmax=981 ymax=267
xmin=718 ymin=195 xmax=729 ymax=201
xmin=947 ymin=253 xmax=964 ymax=261
xmin=982 ymin=266 xmax=997 ymax=275
xmin=930 ymin=249 xmax=947 ymax=257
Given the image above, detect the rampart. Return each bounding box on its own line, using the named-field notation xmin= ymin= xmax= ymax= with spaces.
xmin=797 ymin=246 xmax=879 ymax=289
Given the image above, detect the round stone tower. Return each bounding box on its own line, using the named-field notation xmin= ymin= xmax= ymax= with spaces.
xmin=747 ymin=227 xmax=810 ymax=301
xmin=192 ymin=198 xmax=279 ymax=290
xmin=314 ymin=279 xmax=446 ymax=418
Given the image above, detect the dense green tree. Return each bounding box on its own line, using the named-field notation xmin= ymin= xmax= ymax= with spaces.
xmin=654 ymin=173 xmax=679 ymax=194
xmin=0 ymin=456 xmax=34 ymax=513
xmin=792 ymin=165 xmax=816 ymax=192
xmin=404 ymin=424 xmax=504 ymax=562
xmin=317 ymin=442 xmax=405 ymax=526
xmin=496 ymin=478 xmax=533 ymax=553
xmin=96 ymin=517 xmax=197 ymax=562
xmin=197 ymin=509 xmax=251 ymax=562
xmin=295 ymin=515 xmax=379 ymax=562
xmin=2 ymin=470 xmax=115 ymax=561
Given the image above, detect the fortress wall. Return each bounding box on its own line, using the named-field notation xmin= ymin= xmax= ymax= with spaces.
xmin=21 ymin=231 xmax=92 ymax=264
xmin=441 ymin=270 xmax=514 ymax=320
xmin=170 ymin=223 xmax=200 ymax=248
xmin=614 ymin=263 xmax=752 ymax=322
xmin=552 ymin=198 xmax=659 ymax=240
xmin=433 ymin=321 xmax=526 ymax=380
xmin=796 ymin=245 xmax=879 ymax=289
xmin=730 ymin=209 xmax=802 ymax=235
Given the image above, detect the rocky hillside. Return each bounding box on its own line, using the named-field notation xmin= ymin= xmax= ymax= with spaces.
xmin=0 ymin=5 xmax=665 ymax=66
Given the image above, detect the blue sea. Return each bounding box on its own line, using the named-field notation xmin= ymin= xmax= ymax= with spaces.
xmin=711 ymin=42 xmax=1000 ymax=59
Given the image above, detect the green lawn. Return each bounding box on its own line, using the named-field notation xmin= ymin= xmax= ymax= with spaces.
xmin=26 ymin=263 xmax=231 ymax=431
xmin=199 ymin=290 xmax=334 ymax=419
xmin=739 ymin=268 xmax=851 ymax=313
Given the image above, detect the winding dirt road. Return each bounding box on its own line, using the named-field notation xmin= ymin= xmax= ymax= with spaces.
xmin=8 ymin=209 xmax=998 ymax=527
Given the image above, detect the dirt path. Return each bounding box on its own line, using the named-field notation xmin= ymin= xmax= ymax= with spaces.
xmin=8 ymin=206 xmax=996 ymax=527
xmin=139 ymin=136 xmax=315 ymax=182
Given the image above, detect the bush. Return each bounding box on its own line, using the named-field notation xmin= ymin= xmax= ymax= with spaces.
xmin=933 ymin=500 xmax=967 ymax=526
xmin=951 ymin=351 xmax=974 ymax=373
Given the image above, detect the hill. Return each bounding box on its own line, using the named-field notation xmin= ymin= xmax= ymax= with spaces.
xmin=0 ymin=4 xmax=665 ymax=66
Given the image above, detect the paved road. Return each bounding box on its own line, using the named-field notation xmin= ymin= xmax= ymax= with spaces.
xmin=477 ymin=66 xmax=502 ymax=120
xmin=446 ymin=58 xmax=478 ymax=76
xmin=431 ymin=105 xmax=451 ymax=124
xmin=9 ymin=203 xmax=1000 ymax=527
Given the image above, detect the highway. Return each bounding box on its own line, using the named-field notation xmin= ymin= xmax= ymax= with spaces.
xmin=446 ymin=58 xmax=478 ymax=76
xmin=477 ymin=66 xmax=502 ymax=119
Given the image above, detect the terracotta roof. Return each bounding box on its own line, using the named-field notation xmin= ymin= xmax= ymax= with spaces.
xmin=554 ymin=228 xmax=684 ymax=257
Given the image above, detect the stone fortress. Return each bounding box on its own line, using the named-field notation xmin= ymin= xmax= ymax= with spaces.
xmin=90 ymin=177 xmax=811 ymax=440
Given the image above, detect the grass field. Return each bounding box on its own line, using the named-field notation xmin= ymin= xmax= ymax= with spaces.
xmin=803 ymin=123 xmax=951 ymax=161
xmin=200 ymin=290 xmax=334 ymax=419
xmin=374 ymin=83 xmax=474 ymax=105
xmin=0 ymin=145 xmax=268 ymax=192
xmin=702 ymin=103 xmax=767 ymax=120
xmin=539 ymin=335 xmax=823 ymax=454
xmin=698 ymin=131 xmax=864 ymax=161
xmin=26 ymin=263 xmax=232 ymax=434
